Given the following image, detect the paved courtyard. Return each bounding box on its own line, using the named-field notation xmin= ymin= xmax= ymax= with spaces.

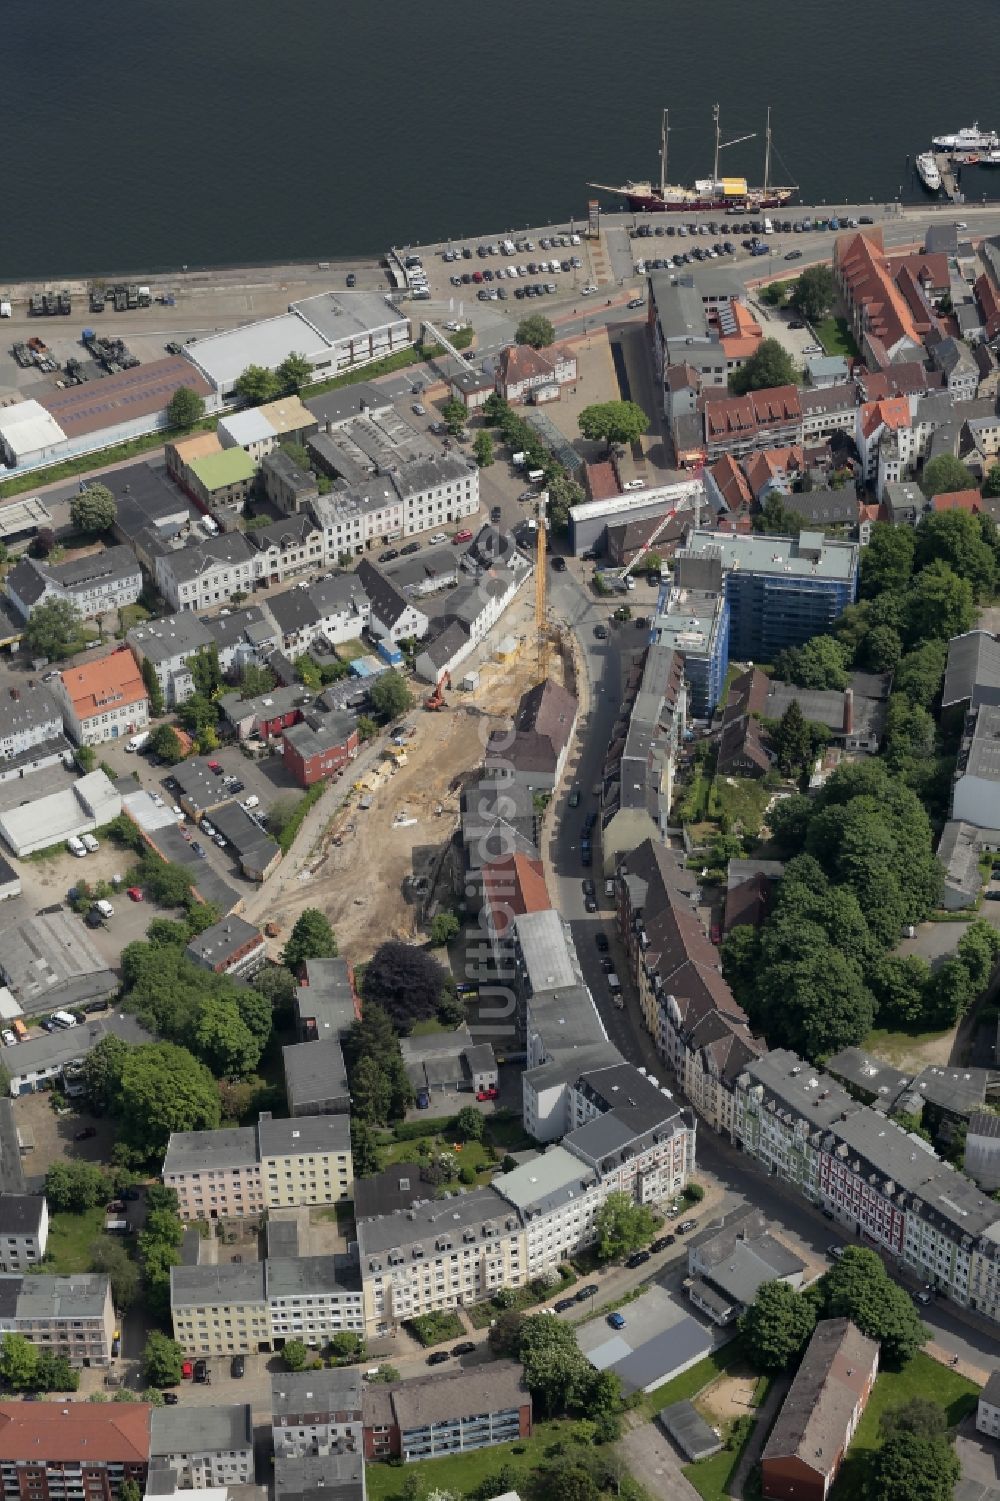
xmin=577 ymin=1283 xmax=718 ymax=1394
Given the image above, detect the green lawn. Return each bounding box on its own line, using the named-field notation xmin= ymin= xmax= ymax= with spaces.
xmin=365 ymin=1419 xmax=565 ymax=1501
xmin=335 ymin=638 xmax=367 ymax=663
xmin=642 ymin=1343 xmax=742 ymax=1418
xmin=43 ymin=1208 xmax=108 ymax=1273
xmin=408 ymin=1017 xmax=451 ymax=1037
xmin=404 ymin=1310 xmax=466 ymax=1347
xmin=862 ymin=1026 xmax=952 ymax=1069
xmin=708 ymin=775 xmax=774 ymax=837
xmin=467 ymin=1265 xmax=578 ymax=1328
xmin=814 ymin=316 xmax=859 ymax=360
xmin=832 ymin=1353 xmax=979 ymax=1500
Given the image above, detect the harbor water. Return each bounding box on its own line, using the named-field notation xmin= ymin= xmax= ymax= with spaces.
xmin=4 ymin=0 xmax=1000 ymax=278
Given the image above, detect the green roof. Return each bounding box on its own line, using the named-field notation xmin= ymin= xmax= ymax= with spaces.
xmin=188 ymin=447 xmax=257 ymax=490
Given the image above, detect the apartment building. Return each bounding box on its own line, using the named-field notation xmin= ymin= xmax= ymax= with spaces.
xmin=494 ymin=1147 xmax=608 ymax=1275
xmin=263 ymin=574 xmax=370 ymax=656
xmin=601 ymin=643 xmax=686 ymax=874
xmin=0 ymin=1403 xmax=150 ymax=1501
xmin=52 ymin=654 xmax=149 ymax=747
xmin=761 ymin=1319 xmax=878 ymax=1501
xmin=0 ymin=684 xmax=63 ymax=763
xmin=485 ymin=677 xmax=579 ymax=793
xmin=169 ymin=1264 xmax=269 ymax=1357
xmin=148 ymin=1406 xmax=253 ymax=1489
xmin=162 ymin=1112 xmax=353 ymax=1220
xmin=154 ymin=534 xmax=256 ymax=614
xmin=354 ymin=561 xmax=428 ymax=644
xmin=265 ymin=1255 xmax=364 ymax=1347
xmin=126 ymin=614 xmax=215 ymax=709
xmin=734 ymin=1051 xmax=1000 ymax=1324
xmin=5 ymin=547 xmax=141 ymax=623
xmin=0 ymin=1272 xmax=115 ymax=1365
xmin=651 ymin=579 xmax=726 ymax=719
xmin=362 ymin=1363 xmax=530 ymax=1462
xmin=834 ymin=229 xmax=925 ymax=367
xmin=0 ymin=1197 xmax=48 ymax=1274
xmin=271 ymin=1368 xmax=363 ymax=1458
xmin=564 ymin=1063 xmax=695 ymax=1204
xmin=358 ymin=1188 xmax=527 ymax=1336
xmin=248 ymin=516 xmax=326 ymax=587
xmin=701 ymin=386 xmax=802 ymax=462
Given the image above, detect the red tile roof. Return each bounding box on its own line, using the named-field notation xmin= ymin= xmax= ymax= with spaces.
xmin=976 ymin=273 xmax=1000 ymax=340
xmin=931 ymin=489 xmax=982 ymax=513
xmin=584 ymin=460 xmax=620 ymax=502
xmin=859 ymin=397 xmax=911 ymax=441
xmin=707 ymin=455 xmax=752 ymax=511
xmin=743 ymin=445 xmax=805 ymax=498
xmin=0 ymin=1403 xmax=151 ymax=1463
xmin=58 ymin=650 xmax=149 ymax=722
xmin=482 ymin=853 xmax=551 ymax=939
xmin=835 ymin=230 xmax=922 ymax=359
xmin=703 ymin=385 xmax=801 ymax=442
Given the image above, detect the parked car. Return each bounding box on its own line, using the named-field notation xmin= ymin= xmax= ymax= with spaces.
xmin=568 ymin=787 xmax=581 ymax=808
xmin=231 ymin=1355 xmax=245 ymax=1378
xmin=582 ymin=879 xmax=596 ymax=897
xmin=452 ymin=1341 xmax=475 ymax=1356
xmin=555 ymin=1297 xmax=576 ymax=1313
xmin=607 ymin=1312 xmax=626 ymax=1330
xmin=677 ymin=1218 xmax=698 ymax=1234
xmin=624 ymin=1250 xmax=650 ymax=1269
xmin=191 ymin=842 xmax=206 ymax=858
xmin=453 ymin=528 xmax=474 ymax=543
xmin=427 ymin=1351 xmax=450 ymax=1365
xmin=595 ymin=933 xmax=609 ymax=952
xmin=75 ymin=1127 xmax=97 ymax=1141
xmin=650 ymin=1235 xmax=675 ymax=1252
xmin=193 ymin=1360 xmax=208 ymax=1384
xmin=476 ymin=1087 xmax=498 ymax=1101
xmin=576 ymin=1284 xmax=598 ymax=1302
xmin=163 ymin=1392 xmax=179 ymax=1404
xmin=594 ymin=624 xmax=608 ymax=640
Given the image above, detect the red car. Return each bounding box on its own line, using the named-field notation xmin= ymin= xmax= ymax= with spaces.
xmin=453 ymin=529 xmax=474 ymax=544
xmin=476 ymin=1087 xmax=498 ymax=1102
xmin=207 ymin=760 xmax=223 ymax=774
xmin=126 ymin=886 xmax=144 ymax=903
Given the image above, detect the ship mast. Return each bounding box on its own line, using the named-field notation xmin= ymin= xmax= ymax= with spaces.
xmin=763 ymin=106 xmax=771 ymax=197
xmin=659 ymin=108 xmax=669 ymax=197
xmin=713 ymin=103 xmax=720 ymax=185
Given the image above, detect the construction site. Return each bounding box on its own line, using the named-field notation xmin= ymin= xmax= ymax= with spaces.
xmin=250 ymin=501 xmax=570 ymax=963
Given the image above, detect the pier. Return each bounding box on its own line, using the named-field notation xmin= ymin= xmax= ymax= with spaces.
xmin=932 ymin=152 xmax=964 ymax=202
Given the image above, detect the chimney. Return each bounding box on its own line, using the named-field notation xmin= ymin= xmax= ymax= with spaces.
xmin=843 ymin=687 xmax=854 ymax=736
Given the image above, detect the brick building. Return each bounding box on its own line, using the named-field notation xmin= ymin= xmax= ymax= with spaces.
xmin=0 ymin=1401 xmax=150 ymax=1500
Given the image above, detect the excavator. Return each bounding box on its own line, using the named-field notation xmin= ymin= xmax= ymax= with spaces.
xmin=424 ymin=670 xmax=452 ymax=711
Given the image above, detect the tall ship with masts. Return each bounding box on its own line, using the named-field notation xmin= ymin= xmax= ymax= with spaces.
xmin=589 ymin=104 xmax=797 ymax=213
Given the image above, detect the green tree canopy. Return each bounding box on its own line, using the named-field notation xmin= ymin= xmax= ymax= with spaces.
xmin=454 ymin=1105 xmax=485 ymax=1142
xmin=860 ymin=522 xmax=916 ymax=598
xmin=361 ymin=941 xmax=447 ymax=1032
xmin=594 ymin=1190 xmax=658 ymax=1261
xmin=71 ymin=483 xmax=116 ymax=534
xmin=282 ymin=1339 xmax=308 ymax=1371
xmin=578 ymin=400 xmax=649 ymax=451
xmin=240 ymin=662 xmax=277 ymax=699
xmin=517 ymin=1315 xmax=591 ymax=1417
xmin=790 ymin=265 xmax=836 ymax=322
xmin=515 ymin=315 xmax=556 ymax=349
xmin=81 ymin=1034 xmax=129 ymax=1114
xmin=90 ymin=1236 xmax=140 ymax=1310
xmin=429 ymin=911 xmax=460 ymax=947
xmin=282 ymin=908 xmax=338 ymax=972
xmin=370 ymin=669 xmax=415 ymax=721
xmin=730 ymin=337 xmax=798 ymax=395
xmin=904 ymin=559 xmax=975 ymax=645
xmin=167 ymin=386 xmax=206 ymax=429
xmin=472 ymin=431 xmax=494 ymax=468
xmin=24 ymin=597 xmax=82 ymax=660
xmin=234 ymin=364 xmax=281 ymax=406
xmin=864 ymin=1432 xmax=959 ymax=1501
xmin=920 ymin=453 xmax=977 ymax=498
xmin=915 ymin=509 xmax=996 ymax=599
xmin=141 ymin=658 xmax=165 ymax=717
xmin=0 ymin=1335 xmax=38 ymax=1391
xmin=982 ymin=462 xmax=1000 ymax=498
xmin=880 ymin=1397 xmax=948 ymax=1442
xmin=738 ymin=1281 xmax=817 ymax=1371
xmin=441 ymin=399 xmax=467 ymax=437
xmin=771 ymin=699 xmax=814 ymax=777
xmin=276 ymin=352 xmax=313 ymax=394
xmin=776 ymin=634 xmax=850 ymax=690
xmin=117 ymin=1042 xmax=221 ymax=1159
xmin=822 ymin=1246 xmax=926 ymax=1367
xmin=148 ymin=724 xmax=185 ymax=764
xmin=44 ymin=1161 xmax=108 ymax=1214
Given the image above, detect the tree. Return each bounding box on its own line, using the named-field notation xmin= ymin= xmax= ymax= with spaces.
xmin=594 ymin=1191 xmax=657 ymax=1261
xmin=515 ymin=315 xmax=556 ymax=349
xmin=518 ymin=1315 xmax=590 ymax=1417
xmin=771 ymin=699 xmax=813 ymax=777
xmin=729 ymin=338 xmax=798 ymax=395
xmin=189 ymin=644 xmax=223 ymax=699
xmin=369 ymin=670 xmax=415 ymax=721
xmin=429 ymin=911 xmax=460 ymax=947
xmin=916 ymin=509 xmax=996 ymax=599
xmin=44 ymin=1161 xmax=107 ymax=1214
xmin=234 ymin=364 xmax=281 ymax=406
xmin=488 ymin=1308 xmax=526 ymax=1359
xmin=920 ymin=453 xmax=977 ymax=498
xmin=983 ymin=463 xmax=1000 ymax=498
xmin=140 ymin=859 xmax=195 ymax=909
xmin=362 ymin=941 xmax=447 ymax=1032
xmin=880 ymin=1397 xmax=948 ymax=1442
xmin=148 ymin=724 xmax=184 ymax=764
xmin=90 ymin=1236 xmax=139 ymax=1310
xmin=240 ymin=662 xmax=277 ymax=699
xmin=739 ymin=1281 xmax=817 ymax=1371
xmin=790 ymin=265 xmax=836 ymax=322
xmin=822 ymin=1246 xmax=926 ymax=1367
xmin=871 ymin=954 xmax=931 ymax=1028
xmin=860 ymin=523 xmax=916 ymax=599
xmin=904 ymin=559 xmax=974 ymax=645
xmin=167 ymin=386 xmax=205 ymax=429
xmin=350 ymin=1056 xmax=392 ymax=1124
xmin=282 ymin=908 xmax=338 ymax=972
xmin=141 ymin=658 xmax=165 ymax=717
xmin=282 ymin=1339 xmax=308 ymax=1371
xmin=71 ymin=483 xmax=116 ymax=535
xmin=753 ymin=492 xmax=803 ymax=538
xmin=24 ymin=597 xmax=81 ymax=660
xmin=777 ymin=634 xmax=850 ymax=691
xmin=454 ymin=1105 xmax=485 ymax=1142
xmin=860 ymin=623 xmax=902 ymax=675
xmin=81 ymin=1034 xmax=129 ymax=1114
xmin=143 ymin=1331 xmax=184 ymax=1388
xmin=350 ymin=1119 xmax=382 ymax=1177
xmin=894 ymin=639 xmax=948 ymax=709
xmin=277 ymin=352 xmax=313 ymax=394
xmin=578 ymin=400 xmax=650 ymax=451
xmin=473 ymin=431 xmax=494 ymax=468
xmin=482 ymin=393 xmax=509 ymax=427
xmin=117 ymin=1042 xmax=221 ymax=1159
xmin=441 ymin=399 xmax=468 ymax=437
xmin=864 ymin=1433 xmax=959 ymax=1501
xmin=0 ymin=1335 xmax=38 ymax=1391
xmin=194 ymin=995 xmax=261 ymax=1078
xmin=357 ymin=714 xmax=378 ymax=742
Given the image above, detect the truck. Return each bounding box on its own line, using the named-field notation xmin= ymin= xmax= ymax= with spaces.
xmin=0 ymin=301 xmax=10 ymax=319
xmin=125 ymin=731 xmax=150 ymax=753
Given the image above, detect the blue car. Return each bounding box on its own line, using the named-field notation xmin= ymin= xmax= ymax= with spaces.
xmin=607 ymin=1312 xmax=626 ymax=1330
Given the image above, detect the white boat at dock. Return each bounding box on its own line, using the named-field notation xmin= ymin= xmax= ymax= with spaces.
xmin=916 ymin=152 xmax=941 ymax=191
xmin=932 ymin=123 xmax=999 ymax=152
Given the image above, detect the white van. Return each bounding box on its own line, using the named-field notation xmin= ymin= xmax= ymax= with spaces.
xmin=66 ymin=837 xmax=87 ymax=858
xmin=51 ymin=1011 xmax=78 ymax=1030
xmin=81 ymin=833 xmax=99 ymax=853
xmin=527 ymin=469 xmax=545 ymax=484
xmin=202 ymin=516 xmax=219 ymax=536
xmin=125 ymin=731 xmax=150 ymax=753
xmin=93 ymin=899 xmax=114 ymax=919
xmin=243 ymin=795 xmax=260 ymax=811
xmin=607 ymin=972 xmax=622 ymax=994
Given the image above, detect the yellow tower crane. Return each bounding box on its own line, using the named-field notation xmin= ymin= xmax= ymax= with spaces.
xmin=535 ymin=491 xmax=549 ymax=681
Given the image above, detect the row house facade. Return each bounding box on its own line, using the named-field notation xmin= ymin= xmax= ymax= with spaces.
xmin=734 ymin=1050 xmax=1000 ymax=1326
xmin=162 ymin=1113 xmax=353 ymax=1221
xmin=171 ymin=1256 xmax=364 ymax=1356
